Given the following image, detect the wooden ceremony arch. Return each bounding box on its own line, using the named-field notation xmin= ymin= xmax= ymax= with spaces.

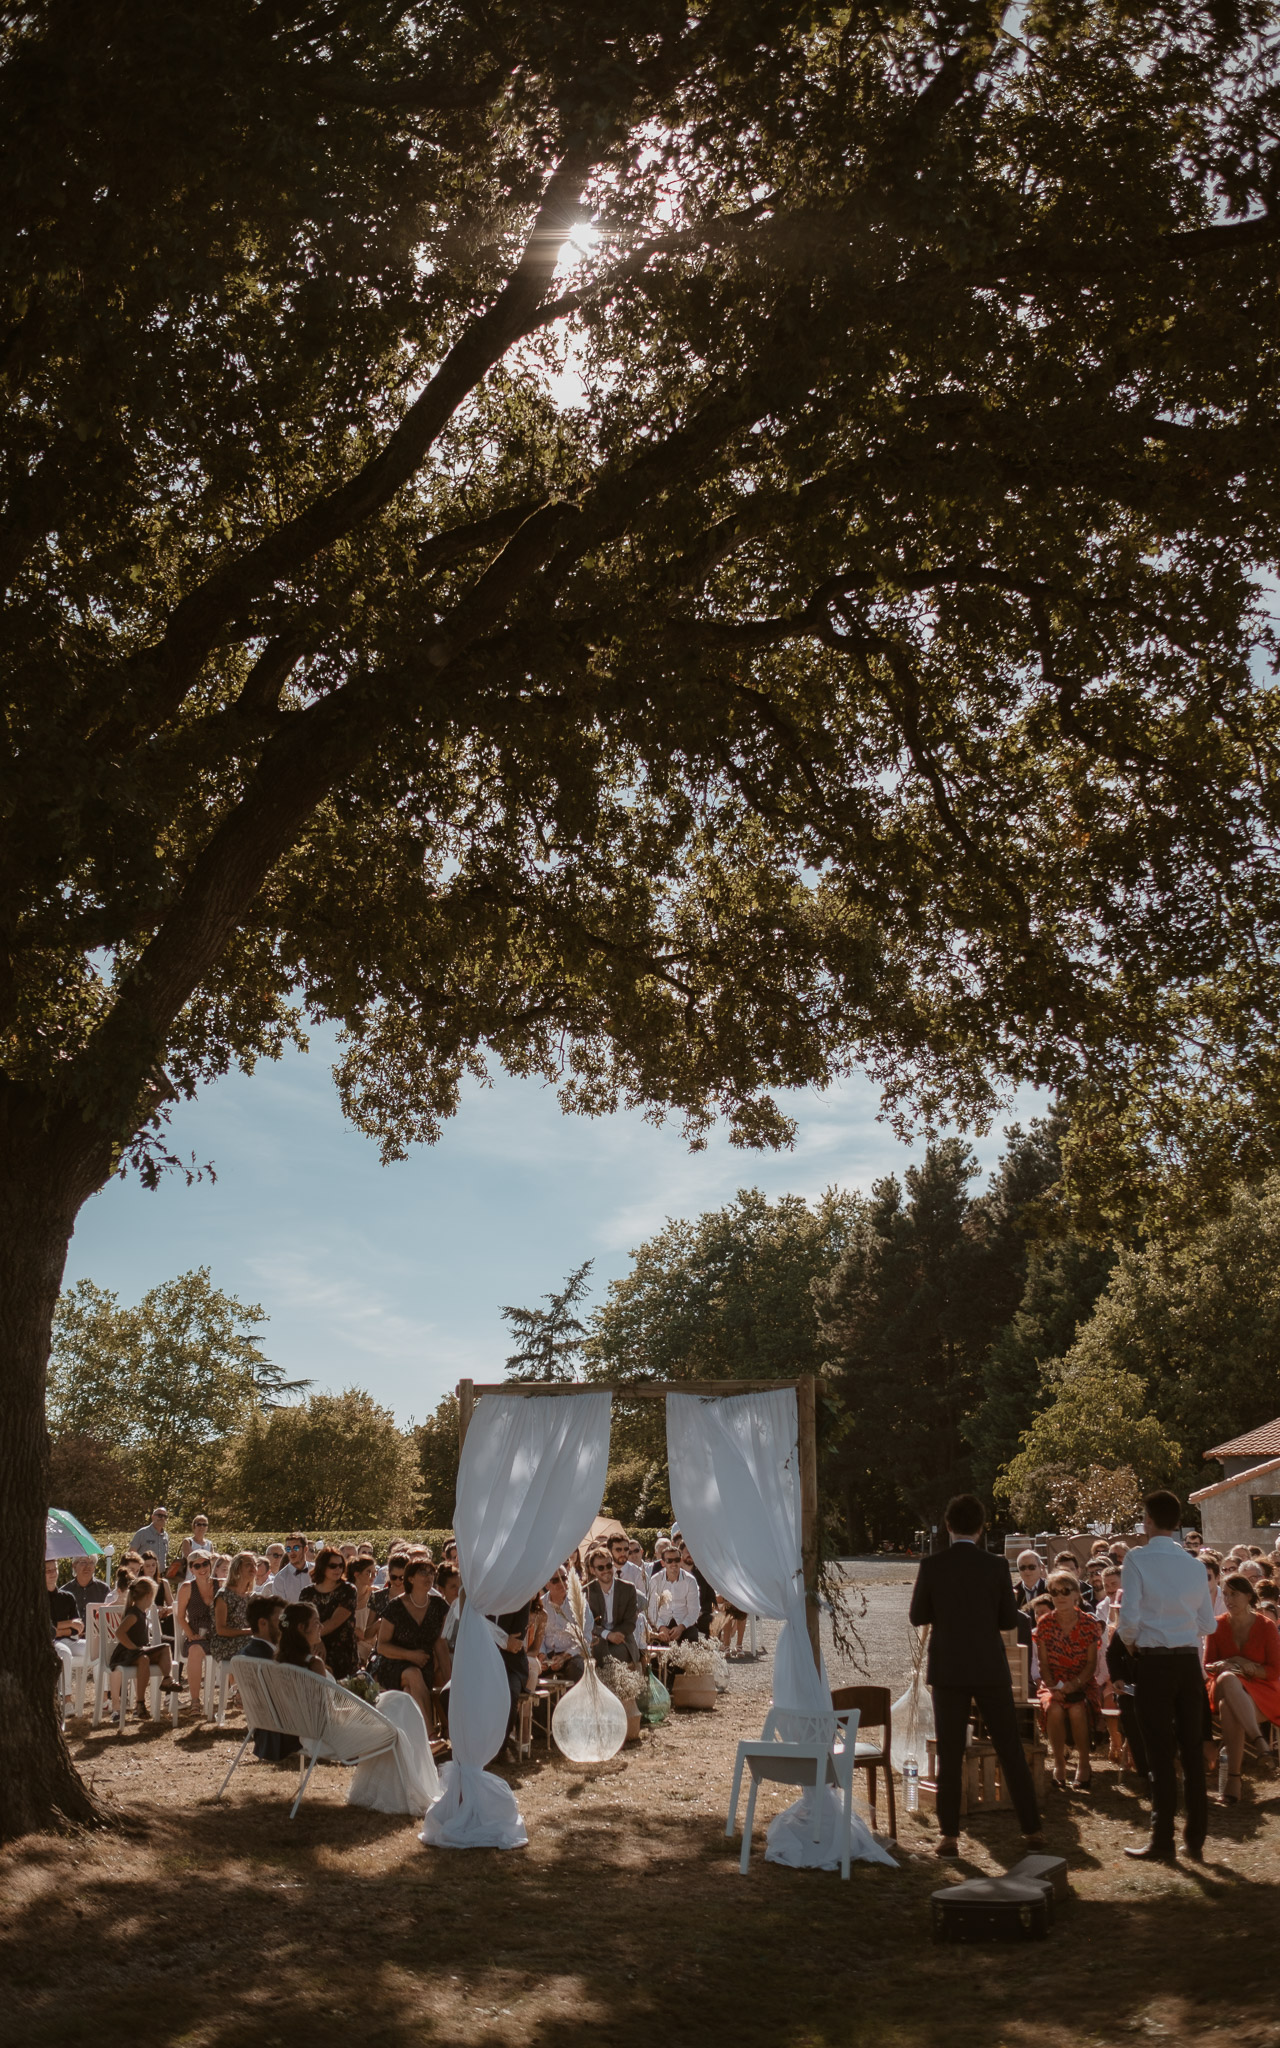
xmin=456 ymin=1374 xmax=821 ymax=1666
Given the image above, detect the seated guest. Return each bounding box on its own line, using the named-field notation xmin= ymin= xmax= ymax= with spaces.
xmin=252 ymin=1556 xmax=272 ymax=1589
xmin=65 ymin=1554 xmax=108 ymax=1628
xmin=242 ymin=1594 xmax=300 ymax=1761
xmin=138 ymin=1552 xmax=174 ymax=1642
xmin=372 ymin=1557 xmax=444 ymax=1731
xmin=1014 ymin=1551 xmax=1048 ymax=1609
xmin=106 ymin=1564 xmax=134 ymax=1608
xmin=646 ymin=1549 xmax=700 ymax=1645
xmin=46 ymin=1560 xmax=85 ymax=1697
xmin=1027 ymin=1591 xmax=1053 ymax=1688
xmin=1100 ymin=1582 xmax=1149 ymax=1779
xmin=1081 ymin=1560 xmax=1107 ymax=1613
xmin=347 ymin=1555 xmax=380 ymax=1665
xmin=176 ymin=1553 xmax=218 ymax=1709
xmin=1183 ymin=1529 xmax=1203 ymax=1555
xmin=263 ymin=1541 xmax=286 ymax=1585
xmin=109 ymin=1577 xmax=181 ymax=1718
xmin=1203 ymin=1555 xmax=1229 ymax=1618
xmin=209 ymin=1552 xmax=256 ymax=1666
xmin=627 ymin=1539 xmax=647 ymax=1578
xmin=278 ymin=1600 xmax=328 ymax=1677
xmin=433 ymin=1564 xmax=462 ymax=1696
xmin=1034 ymin=1571 xmax=1103 ymax=1792
xmin=300 ymin=1547 xmax=358 ymax=1680
xmin=1204 ymin=1573 xmax=1280 ymax=1803
xmin=586 ymin=1549 xmax=640 ymax=1665
xmin=608 ymin=1532 xmax=647 ymax=1593
xmin=1108 ymin=1540 xmax=1129 ymax=1568
xmin=488 ymin=1600 xmax=533 ymax=1758
xmin=46 ymin=1560 xmax=83 ymax=1640
xmin=271 ymin=1533 xmax=313 ymax=1603
xmin=539 ymin=1570 xmax=585 ymax=1682
xmin=374 ymin=1555 xmax=407 ymax=1618
xmin=525 ymin=1594 xmax=547 ymax=1662
xmin=679 ymin=1543 xmax=716 ymax=1636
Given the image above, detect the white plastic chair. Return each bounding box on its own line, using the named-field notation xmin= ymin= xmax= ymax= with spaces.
xmin=726 ymin=1705 xmax=862 ymax=1879
xmin=55 ymin=1639 xmax=91 ymax=1723
xmin=204 ymin=1656 xmax=236 ymax=1726
xmin=217 ymin=1658 xmax=399 ymax=1819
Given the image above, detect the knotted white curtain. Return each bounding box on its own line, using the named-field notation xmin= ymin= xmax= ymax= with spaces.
xmin=421 ymin=1388 xmax=611 ymax=1850
xmin=666 ymin=1386 xmax=894 ymax=1870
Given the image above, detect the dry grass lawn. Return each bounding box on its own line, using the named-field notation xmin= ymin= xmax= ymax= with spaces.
xmin=2 ymin=1679 xmax=1278 ymax=2048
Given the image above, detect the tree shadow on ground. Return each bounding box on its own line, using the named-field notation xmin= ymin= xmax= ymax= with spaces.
xmin=3 ymin=1754 xmax=1277 ymax=2048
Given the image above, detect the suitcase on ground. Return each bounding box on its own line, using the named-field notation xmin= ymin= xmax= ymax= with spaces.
xmin=931 ymin=1875 xmax=1053 ymax=1943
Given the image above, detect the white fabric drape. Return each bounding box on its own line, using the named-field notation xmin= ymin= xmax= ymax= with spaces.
xmin=348 ymin=1690 xmax=440 ymax=1815
xmin=421 ymin=1389 xmax=611 ymax=1850
xmin=666 ymin=1387 xmax=895 ymax=1870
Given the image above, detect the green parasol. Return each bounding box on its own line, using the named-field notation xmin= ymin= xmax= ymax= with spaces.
xmin=45 ymin=1507 xmax=102 ymax=1560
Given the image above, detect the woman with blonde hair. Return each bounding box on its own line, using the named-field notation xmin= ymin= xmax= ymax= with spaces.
xmin=209 ymin=1551 xmax=256 ymax=1666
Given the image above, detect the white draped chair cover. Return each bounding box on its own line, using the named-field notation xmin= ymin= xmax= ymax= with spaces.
xmin=666 ymin=1386 xmax=895 ymax=1870
xmin=421 ymin=1388 xmax=611 ymax=1850
xmin=348 ymin=1689 xmax=440 ymax=1815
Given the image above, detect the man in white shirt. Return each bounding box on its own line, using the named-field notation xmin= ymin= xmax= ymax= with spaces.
xmin=646 ymin=1552 xmax=700 ymax=1643
xmin=1118 ymin=1489 xmax=1217 ymax=1864
xmin=271 ymin=1533 xmax=313 ymax=1602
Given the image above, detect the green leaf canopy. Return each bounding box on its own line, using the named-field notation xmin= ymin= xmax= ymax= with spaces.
xmin=4 ymin=2 xmax=1280 ymax=1194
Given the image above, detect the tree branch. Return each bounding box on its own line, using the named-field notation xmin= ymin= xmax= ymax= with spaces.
xmin=102 ymin=147 xmax=592 ymax=746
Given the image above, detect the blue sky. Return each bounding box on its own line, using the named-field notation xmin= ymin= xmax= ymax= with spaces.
xmin=64 ymin=1027 xmax=1037 ymax=1424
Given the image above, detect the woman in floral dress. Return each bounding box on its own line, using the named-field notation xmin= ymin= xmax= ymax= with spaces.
xmin=1034 ymin=1571 xmax=1103 ymax=1792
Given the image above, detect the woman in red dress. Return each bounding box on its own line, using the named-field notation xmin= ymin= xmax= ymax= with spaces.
xmin=1204 ymin=1573 xmax=1280 ymax=1804
xmin=1034 ymin=1571 xmax=1103 ymax=1792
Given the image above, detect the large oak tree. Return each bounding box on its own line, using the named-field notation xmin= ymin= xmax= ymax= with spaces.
xmin=4 ymin=0 xmax=1280 ymax=1834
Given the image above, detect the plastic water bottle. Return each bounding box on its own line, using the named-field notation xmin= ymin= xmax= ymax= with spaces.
xmin=903 ymin=1755 xmax=919 ymax=1812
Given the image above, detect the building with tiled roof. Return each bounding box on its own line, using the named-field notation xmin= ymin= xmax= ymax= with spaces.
xmin=1205 ymin=1419 xmax=1280 ymax=1466
xmin=1192 ymin=1416 xmax=1280 ymax=1549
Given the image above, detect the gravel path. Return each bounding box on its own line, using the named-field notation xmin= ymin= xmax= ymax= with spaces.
xmin=720 ymin=1557 xmax=919 ymax=1704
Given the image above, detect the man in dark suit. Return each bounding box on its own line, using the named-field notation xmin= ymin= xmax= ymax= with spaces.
xmin=585 ymin=1550 xmax=641 ymax=1664
xmin=908 ymin=1493 xmax=1045 ymax=1859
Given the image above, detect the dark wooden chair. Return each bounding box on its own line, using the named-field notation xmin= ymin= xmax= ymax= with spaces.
xmin=831 ymin=1684 xmax=897 ymax=1840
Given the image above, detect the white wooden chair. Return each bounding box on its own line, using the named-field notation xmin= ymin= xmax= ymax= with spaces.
xmin=726 ymin=1705 xmax=862 ymax=1879
xmin=217 ymin=1659 xmax=399 ymax=1819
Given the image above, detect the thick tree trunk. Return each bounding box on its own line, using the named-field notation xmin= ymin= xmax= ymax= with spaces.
xmin=0 ymin=1123 xmax=107 ymax=1839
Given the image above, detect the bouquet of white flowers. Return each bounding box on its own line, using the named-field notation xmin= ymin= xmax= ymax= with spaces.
xmin=339 ymin=1671 xmax=382 ymax=1706
xmin=599 ymin=1655 xmax=646 ymax=1702
xmin=670 ymin=1635 xmax=729 ymax=1688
